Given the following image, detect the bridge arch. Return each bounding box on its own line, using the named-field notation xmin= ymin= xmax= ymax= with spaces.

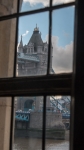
xmin=24 ymin=99 xmax=34 ymax=111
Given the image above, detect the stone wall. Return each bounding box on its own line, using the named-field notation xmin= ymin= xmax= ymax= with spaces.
xmin=0 ymin=16 xmax=15 ymax=150
xmin=15 ymin=128 xmax=65 ymax=140
xmin=29 ymin=112 xmax=42 ymax=128
xmin=0 ymin=99 xmax=12 ymax=150
xmin=0 ymin=1 xmax=18 ymax=150
xmin=0 ymin=0 xmax=17 ymax=16
xmin=14 ymin=112 xmax=65 ymax=139
xmin=29 ymin=112 xmax=64 ymax=129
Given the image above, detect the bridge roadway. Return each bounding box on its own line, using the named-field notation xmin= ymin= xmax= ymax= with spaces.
xmin=15 ymin=111 xmax=30 ymax=122
xmin=15 ymin=111 xmax=70 ymax=129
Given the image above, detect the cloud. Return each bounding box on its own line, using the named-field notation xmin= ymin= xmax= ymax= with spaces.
xmin=22 ymin=30 xmax=29 ymax=37
xmin=46 ymin=35 xmax=73 ymax=73
xmin=53 ymin=0 xmax=74 ymax=5
xmin=23 ymin=0 xmax=49 ymax=6
xmin=23 ymin=0 xmax=75 ymax=6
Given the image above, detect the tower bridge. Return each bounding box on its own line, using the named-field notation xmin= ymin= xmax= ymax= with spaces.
xmin=17 ymin=25 xmax=53 ymax=76
xmin=15 ymin=95 xmax=70 ymax=130
xmin=15 ymin=26 xmax=70 ymax=137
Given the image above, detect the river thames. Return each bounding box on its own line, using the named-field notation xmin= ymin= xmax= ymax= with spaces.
xmin=13 ymin=138 xmax=69 ymax=150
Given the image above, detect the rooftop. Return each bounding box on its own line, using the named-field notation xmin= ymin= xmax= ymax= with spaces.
xmin=28 ymin=24 xmax=43 ymax=46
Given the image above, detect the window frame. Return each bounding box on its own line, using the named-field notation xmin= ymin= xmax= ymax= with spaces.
xmin=0 ymin=0 xmax=83 ymax=150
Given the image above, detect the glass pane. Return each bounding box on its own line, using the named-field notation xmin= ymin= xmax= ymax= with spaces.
xmin=53 ymin=0 xmax=75 ymax=6
xmin=0 ymin=19 xmax=16 ymax=78
xmin=13 ymin=96 xmax=43 ymax=150
xmin=16 ymin=12 xmax=48 ymax=77
xmin=50 ymin=7 xmax=75 ymax=74
xmin=45 ymin=96 xmax=71 ymax=150
xmin=0 ymin=1 xmax=17 ymax=16
xmin=19 ymin=0 xmax=49 ymax=12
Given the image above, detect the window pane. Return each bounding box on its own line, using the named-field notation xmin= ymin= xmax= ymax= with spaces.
xmin=16 ymin=12 xmax=48 ymax=77
xmin=0 ymin=18 xmax=16 ymax=78
xmin=13 ymin=96 xmax=43 ymax=150
xmin=19 ymin=0 xmax=49 ymax=12
xmin=0 ymin=1 xmax=17 ymax=16
xmin=45 ymin=96 xmax=71 ymax=150
xmin=50 ymin=7 xmax=75 ymax=74
xmin=53 ymin=0 xmax=75 ymax=6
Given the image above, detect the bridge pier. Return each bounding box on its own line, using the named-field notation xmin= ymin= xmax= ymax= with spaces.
xmin=15 ymin=121 xmax=29 ymax=130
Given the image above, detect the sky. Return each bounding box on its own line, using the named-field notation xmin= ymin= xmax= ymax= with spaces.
xmin=18 ymin=0 xmax=75 ymax=73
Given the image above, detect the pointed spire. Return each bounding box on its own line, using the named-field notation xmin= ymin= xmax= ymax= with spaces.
xmin=21 ymin=35 xmax=22 ymax=42
xmin=20 ymin=35 xmax=23 ymax=47
xmin=34 ymin=24 xmax=39 ymax=31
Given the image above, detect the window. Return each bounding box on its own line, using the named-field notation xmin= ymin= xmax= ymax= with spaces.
xmin=28 ymin=48 xmax=30 ymax=53
xmin=0 ymin=0 xmax=84 ymax=150
xmin=31 ymin=48 xmax=33 ymax=53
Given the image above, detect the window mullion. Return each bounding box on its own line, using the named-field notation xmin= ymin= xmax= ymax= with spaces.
xmin=72 ymin=0 xmax=84 ymax=150
xmin=47 ymin=0 xmax=52 ymax=75
xmin=42 ymin=96 xmax=46 ymax=150
xmin=9 ymin=97 xmax=15 ymax=150
xmin=13 ymin=0 xmax=19 ymax=77
xmin=0 ymin=74 xmax=72 ymax=96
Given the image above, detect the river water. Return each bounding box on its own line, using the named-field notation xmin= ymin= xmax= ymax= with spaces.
xmin=13 ymin=138 xmax=69 ymax=150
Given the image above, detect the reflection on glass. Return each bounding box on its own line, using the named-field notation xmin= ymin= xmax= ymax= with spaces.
xmin=53 ymin=0 xmax=75 ymax=6
xmin=45 ymin=96 xmax=71 ymax=150
xmin=14 ymin=96 xmax=43 ymax=150
xmin=50 ymin=7 xmax=74 ymax=74
xmin=0 ymin=19 xmax=16 ymax=78
xmin=0 ymin=1 xmax=17 ymax=16
xmin=16 ymin=12 xmax=48 ymax=76
xmin=19 ymin=0 xmax=49 ymax=12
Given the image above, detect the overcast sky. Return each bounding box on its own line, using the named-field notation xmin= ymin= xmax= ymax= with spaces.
xmin=18 ymin=0 xmax=75 ymax=73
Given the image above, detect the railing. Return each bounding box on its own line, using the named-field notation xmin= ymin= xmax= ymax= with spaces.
xmin=15 ymin=111 xmax=30 ymax=122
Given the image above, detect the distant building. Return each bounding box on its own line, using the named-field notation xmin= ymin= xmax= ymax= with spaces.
xmin=17 ymin=25 xmax=53 ymax=76
xmin=16 ymin=25 xmax=54 ymax=111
